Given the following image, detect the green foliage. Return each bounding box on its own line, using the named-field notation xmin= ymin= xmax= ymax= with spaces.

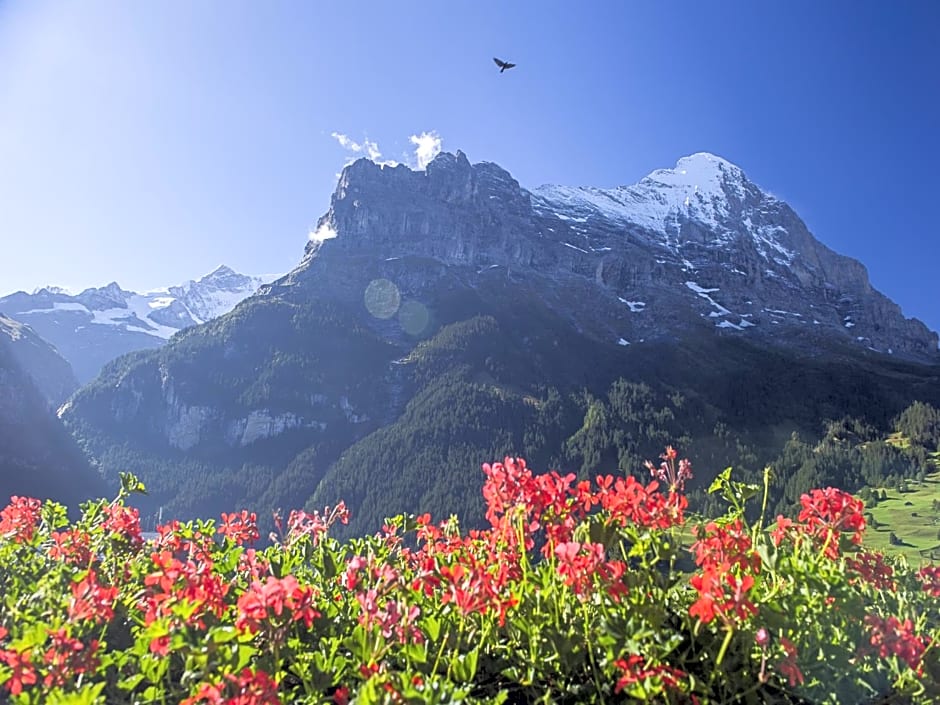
xmin=895 ymin=401 xmax=940 ymax=451
xmin=0 ymin=460 xmax=937 ymax=704
xmin=862 ymin=470 xmax=940 ymax=562
xmin=769 ymin=412 xmax=934 ymax=518
xmin=0 ymin=340 xmax=105 ymax=510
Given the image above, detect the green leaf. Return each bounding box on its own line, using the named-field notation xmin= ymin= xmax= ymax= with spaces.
xmin=405 ymin=639 xmax=428 ymax=664
xmin=45 ymin=682 xmax=108 ymax=705
xmin=118 ymin=471 xmax=147 ymax=496
xmin=236 ymin=643 xmax=255 ymax=671
xmin=321 ymin=547 xmax=339 ymax=580
xmin=756 ymin=541 xmax=776 ymax=571
xmin=708 ymin=467 xmax=733 ymax=494
xmin=117 ymin=672 xmax=146 ymax=691
xmin=423 ymin=615 xmax=442 ymax=642
xmin=210 ymin=625 xmax=239 ymax=644
xmin=451 ymin=648 xmax=479 ymax=682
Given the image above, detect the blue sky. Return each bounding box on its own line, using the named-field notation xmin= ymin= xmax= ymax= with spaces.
xmin=1 ymin=1 xmax=938 ymax=332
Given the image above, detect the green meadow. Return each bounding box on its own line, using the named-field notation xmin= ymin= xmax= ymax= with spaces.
xmin=861 ymin=436 xmax=940 ymax=564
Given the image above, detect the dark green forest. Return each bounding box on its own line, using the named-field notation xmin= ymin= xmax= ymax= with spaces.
xmin=59 ymin=277 xmax=940 ymax=539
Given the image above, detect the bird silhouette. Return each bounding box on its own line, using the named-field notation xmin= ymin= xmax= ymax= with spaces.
xmin=493 ymin=57 xmax=516 ymax=73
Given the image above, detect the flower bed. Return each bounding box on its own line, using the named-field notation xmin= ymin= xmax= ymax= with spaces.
xmin=0 ymin=450 xmax=937 ymax=704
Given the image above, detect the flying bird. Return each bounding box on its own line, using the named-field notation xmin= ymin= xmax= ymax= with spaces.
xmin=493 ymin=57 xmax=516 ymax=73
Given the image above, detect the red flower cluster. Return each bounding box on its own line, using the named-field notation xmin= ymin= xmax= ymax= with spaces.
xmin=101 ymin=503 xmax=143 ymax=548
xmin=596 ymin=474 xmax=687 ymax=531
xmin=0 ymin=496 xmax=42 ymax=543
xmin=862 ymin=614 xmax=928 ymax=671
xmin=42 ymin=628 xmax=99 ymax=688
xmin=142 ymin=551 xmax=230 ymax=636
xmin=777 ymin=637 xmax=804 ymax=686
xmin=0 ymin=647 xmax=36 ymax=695
xmin=218 ymin=511 xmax=260 ymax=546
xmin=276 ymin=502 xmax=349 ymax=548
xmin=690 ymin=571 xmax=757 ymax=626
xmin=153 ymin=519 xmax=185 ymax=552
xmin=237 ymin=548 xmax=270 ymax=581
xmin=68 ymin=569 xmax=119 ymax=625
xmin=436 ymin=550 xmax=521 ymax=627
xmin=797 ymin=487 xmax=865 ymax=559
xmin=613 ymin=654 xmax=689 ymax=695
xmin=356 ymin=591 xmax=423 ymax=645
xmin=917 ymin=565 xmax=940 ymax=598
xmin=482 ymin=454 xmax=688 ymax=558
xmin=689 ymin=519 xmax=759 ymax=627
xmin=48 ymin=528 xmax=94 ymax=566
xmin=183 ymin=667 xmax=280 ymax=705
xmin=845 ymin=552 xmax=896 ymax=591
xmin=692 ymin=518 xmax=759 ymax=574
xmin=644 ymin=445 xmax=693 ymax=493
xmin=235 ymin=575 xmax=318 ymax=635
xmin=553 ymin=541 xmax=626 ymax=600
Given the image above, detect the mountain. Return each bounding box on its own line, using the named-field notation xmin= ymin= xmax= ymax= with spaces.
xmin=0 ymin=313 xmax=78 ymax=407
xmin=59 ymin=151 xmax=940 ymax=534
xmin=0 ymin=317 xmax=105 ymax=508
xmin=0 ymin=266 xmax=273 ymax=383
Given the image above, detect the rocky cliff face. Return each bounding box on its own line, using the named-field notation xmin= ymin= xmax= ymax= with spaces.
xmin=286 ymin=151 xmax=936 ymax=360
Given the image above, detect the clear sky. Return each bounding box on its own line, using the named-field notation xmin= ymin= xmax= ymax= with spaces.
xmin=1 ymin=1 xmax=938 ymax=332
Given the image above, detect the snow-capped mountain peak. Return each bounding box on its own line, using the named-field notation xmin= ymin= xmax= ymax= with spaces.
xmin=640 ymin=152 xmax=747 ymax=199
xmin=159 ymin=264 xmax=273 ymax=324
xmin=530 ymin=151 xmax=797 ymax=265
xmin=0 ymin=266 xmax=278 ymax=382
xmin=532 ymin=152 xmax=754 ymax=236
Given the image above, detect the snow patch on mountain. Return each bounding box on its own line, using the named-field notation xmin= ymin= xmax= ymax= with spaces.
xmin=685 ymin=281 xmax=731 ymax=316
xmin=533 ymin=153 xmax=747 ymax=231
xmin=618 ymin=297 xmax=646 ymax=313
xmin=530 ymin=152 xmax=795 ymax=265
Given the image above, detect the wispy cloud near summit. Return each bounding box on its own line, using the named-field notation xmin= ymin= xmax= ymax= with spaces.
xmin=331 ymin=131 xmax=443 ymax=171
xmin=330 ymin=132 xmax=393 ymax=166
xmin=409 ymin=132 xmax=442 ymax=170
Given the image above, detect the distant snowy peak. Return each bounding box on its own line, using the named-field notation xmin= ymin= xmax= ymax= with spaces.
xmin=2 ymin=266 xmax=272 ymax=341
xmin=31 ymin=285 xmax=71 ymax=296
xmin=164 ymin=265 xmax=269 ymax=325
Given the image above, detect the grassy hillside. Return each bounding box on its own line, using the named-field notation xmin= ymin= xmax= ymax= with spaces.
xmin=860 ymin=441 xmax=940 ymax=564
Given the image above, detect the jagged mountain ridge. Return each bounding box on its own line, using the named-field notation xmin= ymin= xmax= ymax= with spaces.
xmin=59 ymin=150 xmax=940 ymax=534
xmin=294 ymin=150 xmax=936 ymax=360
xmin=0 ymin=265 xmax=274 ymax=383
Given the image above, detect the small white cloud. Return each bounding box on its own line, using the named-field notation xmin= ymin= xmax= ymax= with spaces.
xmin=410 ymin=131 xmax=442 ymax=170
xmin=332 ymin=130 xmax=442 ymax=171
xmin=364 ymin=140 xmax=382 ymax=161
xmin=331 ymin=132 xmax=362 ymax=152
xmin=308 ymin=223 xmax=338 ymax=243
xmin=332 ymin=132 xmax=398 ymax=168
